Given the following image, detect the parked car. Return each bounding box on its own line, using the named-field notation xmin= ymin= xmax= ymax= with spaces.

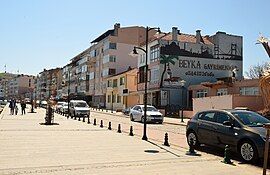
xmin=122 ymin=107 xmax=131 ymax=115
xmin=186 ymin=109 xmax=270 ymax=163
xmin=129 ymin=105 xmax=163 ymax=124
xmin=40 ymin=101 xmax=48 ymax=108
xmin=69 ymin=100 xmax=90 ymax=118
xmin=55 ymin=101 xmax=65 ymax=113
xmin=60 ymin=102 xmax=68 ymax=114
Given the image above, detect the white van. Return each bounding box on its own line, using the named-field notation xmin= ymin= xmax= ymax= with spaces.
xmin=69 ymin=100 xmax=90 ymax=118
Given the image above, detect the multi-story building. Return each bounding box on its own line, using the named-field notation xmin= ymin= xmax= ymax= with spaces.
xmin=66 ymin=23 xmax=156 ymax=107
xmin=7 ymin=74 xmax=35 ymax=100
xmin=36 ymin=68 xmax=62 ymax=101
xmin=105 ymin=67 xmax=138 ymax=111
xmin=0 ymin=73 xmax=16 ymax=100
xmin=135 ymin=27 xmax=243 ymax=109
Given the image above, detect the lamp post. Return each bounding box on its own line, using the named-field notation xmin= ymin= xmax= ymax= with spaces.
xmin=180 ymin=80 xmax=186 ymax=123
xmin=133 ymin=26 xmax=161 ymax=141
xmin=111 ymin=91 xmax=113 ymax=113
xmin=67 ymin=71 xmax=71 ymax=117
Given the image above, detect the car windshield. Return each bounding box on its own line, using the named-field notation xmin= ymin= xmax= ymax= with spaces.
xmin=143 ymin=106 xmax=158 ymax=112
xmin=232 ymin=111 xmax=270 ymax=127
xmin=75 ymin=102 xmax=88 ymax=107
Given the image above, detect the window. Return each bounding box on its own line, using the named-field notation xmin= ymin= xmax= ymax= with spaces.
xmin=200 ymin=112 xmax=216 ymax=122
xmin=216 ymin=112 xmax=231 ymax=124
xmin=150 ymin=68 xmax=159 ymax=82
xmin=217 ymin=88 xmax=228 ymax=96
xmin=240 ymin=87 xmax=259 ymax=95
xmin=103 ymin=55 xmax=116 ymax=64
xmin=196 ymin=89 xmax=208 ymax=98
xmin=120 ymin=77 xmax=125 ymax=86
xmin=113 ymin=79 xmax=117 ymax=87
xmin=109 ymin=69 xmax=116 ymax=76
xmin=117 ymin=95 xmax=121 ymax=103
xmin=112 ymin=94 xmax=116 ymax=103
xmin=90 ymin=50 xmax=96 ymax=57
xmin=107 ymin=80 xmax=112 ymax=87
xmin=89 ymin=72 xmax=95 ymax=80
xmin=150 ymin=45 xmax=160 ymax=62
xmin=109 ymin=43 xmax=117 ymax=49
xmin=139 ymin=66 xmax=146 ymax=83
xmin=140 ymin=54 xmax=146 ymax=64
xmin=108 ymin=95 xmax=111 ymax=103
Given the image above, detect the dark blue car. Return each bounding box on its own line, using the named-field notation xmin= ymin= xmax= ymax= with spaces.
xmin=186 ymin=109 xmax=270 ymax=163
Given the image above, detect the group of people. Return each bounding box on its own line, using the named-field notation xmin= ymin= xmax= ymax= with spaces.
xmin=9 ymin=99 xmax=26 ymax=115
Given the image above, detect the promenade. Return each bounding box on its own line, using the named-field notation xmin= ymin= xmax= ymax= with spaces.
xmin=0 ymin=105 xmax=263 ymax=175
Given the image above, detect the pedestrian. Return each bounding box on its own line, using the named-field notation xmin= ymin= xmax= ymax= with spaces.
xmin=9 ymin=99 xmax=15 ymax=115
xmin=21 ymin=101 xmax=26 ymax=115
xmin=15 ymin=104 xmax=18 ymax=115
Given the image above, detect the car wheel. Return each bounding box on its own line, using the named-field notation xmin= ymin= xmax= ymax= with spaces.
xmin=187 ymin=131 xmax=199 ymax=147
xmin=239 ymin=140 xmax=258 ymax=163
xmin=130 ymin=114 xmax=134 ymax=121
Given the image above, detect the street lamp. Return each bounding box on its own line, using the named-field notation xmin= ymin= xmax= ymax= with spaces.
xmin=67 ymin=71 xmax=71 ymax=117
xmin=132 ymin=26 xmax=161 ymax=141
xmin=180 ymin=80 xmax=186 ymax=123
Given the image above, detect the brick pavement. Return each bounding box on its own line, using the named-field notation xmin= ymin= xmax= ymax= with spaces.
xmin=0 ymin=105 xmax=263 ymax=175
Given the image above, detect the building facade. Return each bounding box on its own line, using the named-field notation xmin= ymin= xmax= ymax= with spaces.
xmin=105 ymin=68 xmax=138 ymax=111
xmin=135 ymin=27 xmax=243 ymax=110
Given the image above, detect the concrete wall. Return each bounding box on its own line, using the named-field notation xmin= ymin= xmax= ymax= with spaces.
xmin=193 ymin=94 xmax=264 ymax=114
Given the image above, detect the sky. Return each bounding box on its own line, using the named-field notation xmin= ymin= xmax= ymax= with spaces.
xmin=0 ymin=0 xmax=269 ymax=75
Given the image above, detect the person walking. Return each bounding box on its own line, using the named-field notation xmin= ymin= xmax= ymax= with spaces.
xmin=21 ymin=101 xmax=26 ymax=115
xmin=9 ymin=99 xmax=15 ymax=115
xmin=15 ymin=104 xmax=18 ymax=115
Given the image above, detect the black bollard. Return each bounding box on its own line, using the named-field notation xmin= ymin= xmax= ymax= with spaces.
xmin=78 ymin=116 xmax=81 ymax=121
xmin=100 ymin=120 xmax=103 ymax=128
xmin=74 ymin=115 xmax=77 ymax=120
xmin=67 ymin=114 xmax=69 ymax=119
xmin=87 ymin=116 xmax=90 ymax=124
xmin=129 ymin=126 xmax=134 ymax=136
xmin=108 ymin=122 xmax=112 ymax=130
xmin=164 ymin=133 xmax=170 ymax=147
xmin=93 ymin=118 xmax=96 ymax=125
xmin=83 ymin=116 xmax=85 ymax=122
xmin=117 ymin=124 xmax=121 ymax=133
xmin=188 ymin=138 xmax=196 ymax=154
xmin=222 ymin=145 xmax=232 ymax=164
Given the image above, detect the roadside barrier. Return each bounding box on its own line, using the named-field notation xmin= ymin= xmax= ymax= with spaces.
xmin=164 ymin=133 xmax=170 ymax=146
xmin=108 ymin=122 xmax=112 ymax=130
xmin=129 ymin=126 xmax=134 ymax=136
xmin=100 ymin=120 xmax=103 ymax=128
xmin=117 ymin=124 xmax=121 ymax=133
xmin=93 ymin=118 xmax=96 ymax=125
xmin=87 ymin=116 xmax=90 ymax=124
xmin=83 ymin=116 xmax=85 ymax=122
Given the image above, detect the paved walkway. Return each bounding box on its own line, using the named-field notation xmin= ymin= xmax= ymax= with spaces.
xmin=0 ymin=105 xmax=263 ymax=175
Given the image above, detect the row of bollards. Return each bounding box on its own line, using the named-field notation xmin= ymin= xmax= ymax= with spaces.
xmin=56 ymin=110 xmax=232 ymax=165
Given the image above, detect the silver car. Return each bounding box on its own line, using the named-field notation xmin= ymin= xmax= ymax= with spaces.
xmin=129 ymin=105 xmax=163 ymax=124
xmin=69 ymin=100 xmax=90 ymax=118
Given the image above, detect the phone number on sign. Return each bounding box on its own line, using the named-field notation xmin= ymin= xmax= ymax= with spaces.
xmin=185 ymin=71 xmax=214 ymax=77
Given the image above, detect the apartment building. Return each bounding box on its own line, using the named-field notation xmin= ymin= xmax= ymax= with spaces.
xmin=36 ymin=68 xmax=62 ymax=101
xmin=66 ymin=23 xmax=155 ymax=107
xmin=0 ymin=73 xmax=17 ymax=99
xmin=135 ymin=27 xmax=243 ymax=109
xmin=105 ymin=67 xmax=138 ymax=111
xmin=7 ymin=74 xmax=35 ymax=99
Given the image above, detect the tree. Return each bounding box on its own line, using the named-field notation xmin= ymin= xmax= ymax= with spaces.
xmin=159 ymin=54 xmax=179 ymax=88
xmin=245 ymin=61 xmax=270 ymax=79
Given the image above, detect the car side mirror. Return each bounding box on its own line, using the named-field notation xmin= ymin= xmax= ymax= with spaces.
xmin=223 ymin=121 xmax=234 ymax=127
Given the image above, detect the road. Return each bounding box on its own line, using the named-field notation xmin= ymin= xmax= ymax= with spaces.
xmin=86 ymin=110 xmax=189 ymax=149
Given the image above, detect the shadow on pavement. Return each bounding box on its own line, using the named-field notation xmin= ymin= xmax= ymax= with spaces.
xmin=39 ymin=123 xmax=59 ymax=125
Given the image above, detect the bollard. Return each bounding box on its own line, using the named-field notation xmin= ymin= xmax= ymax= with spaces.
xmin=87 ymin=116 xmax=90 ymax=124
xmin=102 ymin=109 xmax=103 ymax=112
xmin=108 ymin=122 xmax=112 ymax=130
xmin=117 ymin=124 xmax=121 ymax=133
xmin=83 ymin=116 xmax=85 ymax=122
xmin=67 ymin=114 xmax=69 ymax=119
xmin=222 ymin=145 xmax=232 ymax=164
xmin=74 ymin=115 xmax=77 ymax=120
xmin=100 ymin=120 xmax=103 ymax=128
xmin=93 ymin=118 xmax=96 ymax=125
xmin=164 ymin=133 xmax=170 ymax=147
xmin=188 ymin=138 xmax=196 ymax=154
xmin=129 ymin=126 xmax=134 ymax=136
xmin=78 ymin=116 xmax=81 ymax=121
